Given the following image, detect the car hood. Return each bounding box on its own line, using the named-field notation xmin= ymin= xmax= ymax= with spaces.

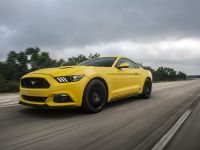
xmin=29 ymin=66 xmax=87 ymax=77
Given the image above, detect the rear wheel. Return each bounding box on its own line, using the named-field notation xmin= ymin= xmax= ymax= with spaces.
xmin=82 ymin=79 xmax=107 ymax=113
xmin=140 ymin=78 xmax=152 ymax=99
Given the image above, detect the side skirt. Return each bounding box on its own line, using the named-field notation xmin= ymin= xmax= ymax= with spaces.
xmin=109 ymin=93 xmax=140 ymax=102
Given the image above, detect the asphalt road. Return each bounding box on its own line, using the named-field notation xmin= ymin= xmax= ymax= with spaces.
xmin=0 ymin=79 xmax=200 ymax=150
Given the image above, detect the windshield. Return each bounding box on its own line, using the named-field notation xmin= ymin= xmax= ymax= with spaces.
xmin=78 ymin=57 xmax=116 ymax=67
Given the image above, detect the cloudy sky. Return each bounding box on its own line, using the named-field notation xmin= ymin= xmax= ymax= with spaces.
xmin=0 ymin=0 xmax=200 ymax=74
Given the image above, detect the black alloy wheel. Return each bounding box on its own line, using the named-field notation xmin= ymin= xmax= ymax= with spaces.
xmin=140 ymin=78 xmax=152 ymax=99
xmin=82 ymin=79 xmax=107 ymax=113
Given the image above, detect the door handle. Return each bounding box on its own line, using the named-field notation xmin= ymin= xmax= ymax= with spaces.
xmin=133 ymin=72 xmax=141 ymax=75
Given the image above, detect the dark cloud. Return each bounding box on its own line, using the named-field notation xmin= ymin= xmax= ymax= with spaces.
xmin=0 ymin=0 xmax=200 ymax=74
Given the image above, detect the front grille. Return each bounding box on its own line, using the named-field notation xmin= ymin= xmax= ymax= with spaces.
xmin=21 ymin=77 xmax=50 ymax=88
xmin=22 ymin=95 xmax=47 ymax=102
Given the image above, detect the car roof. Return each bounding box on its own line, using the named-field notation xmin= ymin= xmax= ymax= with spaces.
xmin=99 ymin=56 xmax=124 ymax=59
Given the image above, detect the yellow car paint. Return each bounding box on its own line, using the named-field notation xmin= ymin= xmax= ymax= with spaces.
xmin=19 ymin=56 xmax=152 ymax=108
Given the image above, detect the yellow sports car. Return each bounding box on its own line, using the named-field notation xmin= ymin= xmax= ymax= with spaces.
xmin=19 ymin=56 xmax=152 ymax=113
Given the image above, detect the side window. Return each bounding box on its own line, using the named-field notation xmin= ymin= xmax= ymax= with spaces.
xmin=129 ymin=60 xmax=140 ymax=68
xmin=116 ymin=58 xmax=140 ymax=68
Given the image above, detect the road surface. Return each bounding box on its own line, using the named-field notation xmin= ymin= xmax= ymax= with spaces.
xmin=0 ymin=79 xmax=200 ymax=150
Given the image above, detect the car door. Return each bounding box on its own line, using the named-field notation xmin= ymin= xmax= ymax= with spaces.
xmin=110 ymin=58 xmax=143 ymax=99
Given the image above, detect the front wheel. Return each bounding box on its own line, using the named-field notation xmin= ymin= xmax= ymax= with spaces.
xmin=140 ymin=78 xmax=152 ymax=99
xmin=82 ymin=79 xmax=107 ymax=113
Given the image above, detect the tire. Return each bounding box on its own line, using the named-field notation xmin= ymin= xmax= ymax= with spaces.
xmin=140 ymin=78 xmax=152 ymax=99
xmin=82 ymin=79 xmax=107 ymax=113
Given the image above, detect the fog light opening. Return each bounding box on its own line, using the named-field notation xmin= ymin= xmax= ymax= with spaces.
xmin=53 ymin=94 xmax=73 ymax=103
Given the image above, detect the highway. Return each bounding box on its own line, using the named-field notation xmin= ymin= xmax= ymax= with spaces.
xmin=0 ymin=79 xmax=200 ymax=150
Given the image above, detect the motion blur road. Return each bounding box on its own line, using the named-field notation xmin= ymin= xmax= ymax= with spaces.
xmin=0 ymin=79 xmax=200 ymax=150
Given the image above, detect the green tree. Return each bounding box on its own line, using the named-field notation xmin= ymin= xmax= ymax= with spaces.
xmin=177 ymin=71 xmax=187 ymax=80
xmin=144 ymin=66 xmax=187 ymax=81
xmin=0 ymin=62 xmax=5 ymax=75
xmin=0 ymin=73 xmax=6 ymax=92
xmin=16 ymin=52 xmax=28 ymax=79
xmin=25 ymin=47 xmax=58 ymax=70
xmin=3 ymin=51 xmax=28 ymax=81
xmin=37 ymin=52 xmax=55 ymax=68
xmin=4 ymin=51 xmax=19 ymax=81
xmin=88 ymin=53 xmax=100 ymax=59
xmin=25 ymin=47 xmax=40 ymax=71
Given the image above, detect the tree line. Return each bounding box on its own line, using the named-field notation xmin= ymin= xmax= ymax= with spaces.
xmin=0 ymin=47 xmax=186 ymax=92
xmin=143 ymin=66 xmax=187 ymax=82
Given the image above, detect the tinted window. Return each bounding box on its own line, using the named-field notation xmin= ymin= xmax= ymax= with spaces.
xmin=78 ymin=57 xmax=117 ymax=67
xmin=116 ymin=58 xmax=140 ymax=68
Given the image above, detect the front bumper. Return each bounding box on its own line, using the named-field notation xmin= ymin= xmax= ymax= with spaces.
xmin=19 ymin=73 xmax=88 ymax=107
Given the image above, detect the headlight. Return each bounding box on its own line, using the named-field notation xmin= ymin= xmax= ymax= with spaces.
xmin=55 ymin=75 xmax=85 ymax=83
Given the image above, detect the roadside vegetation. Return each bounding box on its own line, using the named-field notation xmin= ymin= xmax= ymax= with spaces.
xmin=0 ymin=47 xmax=187 ymax=92
xmin=143 ymin=66 xmax=187 ymax=82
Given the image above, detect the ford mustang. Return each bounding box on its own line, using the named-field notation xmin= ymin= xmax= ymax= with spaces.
xmin=19 ymin=56 xmax=152 ymax=113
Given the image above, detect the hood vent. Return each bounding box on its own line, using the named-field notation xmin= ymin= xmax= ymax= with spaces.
xmin=59 ymin=66 xmax=74 ymax=69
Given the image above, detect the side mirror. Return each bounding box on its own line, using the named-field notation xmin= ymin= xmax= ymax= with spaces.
xmin=117 ymin=63 xmax=130 ymax=69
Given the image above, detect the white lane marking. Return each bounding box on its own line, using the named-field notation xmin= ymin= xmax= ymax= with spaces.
xmin=0 ymin=94 xmax=19 ymax=108
xmin=0 ymin=100 xmax=18 ymax=104
xmin=0 ymin=97 xmax=19 ymax=102
xmin=151 ymin=109 xmax=192 ymax=150
xmin=0 ymin=104 xmax=19 ymax=108
xmin=0 ymin=103 xmax=19 ymax=108
xmin=0 ymin=100 xmax=19 ymax=105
